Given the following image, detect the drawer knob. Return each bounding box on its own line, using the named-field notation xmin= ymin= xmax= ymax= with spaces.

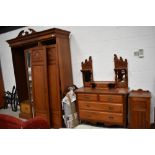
xmin=108 ymin=116 xmax=114 ymax=119
xmin=108 ymin=106 xmax=113 ymax=110
xmin=84 ymin=96 xmax=90 ymax=100
xmin=108 ymin=97 xmax=113 ymax=102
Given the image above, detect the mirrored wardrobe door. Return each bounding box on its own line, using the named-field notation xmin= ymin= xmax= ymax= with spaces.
xmin=24 ymin=49 xmax=33 ymax=103
xmin=18 ymin=49 xmax=33 ymax=119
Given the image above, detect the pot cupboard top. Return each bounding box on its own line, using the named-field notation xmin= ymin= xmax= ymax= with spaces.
xmin=129 ymin=89 xmax=151 ymax=98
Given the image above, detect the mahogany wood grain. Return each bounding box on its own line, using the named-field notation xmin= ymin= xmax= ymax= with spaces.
xmin=31 ymin=46 xmax=50 ymax=125
xmin=46 ymin=45 xmax=62 ymax=128
xmin=78 ymin=101 xmax=123 ymax=113
xmin=56 ymin=36 xmax=73 ymax=95
xmin=76 ymin=87 xmax=128 ymax=127
xmin=77 ymin=94 xmax=98 ymax=101
xmin=99 ymin=94 xmax=123 ymax=103
xmin=79 ymin=110 xmax=123 ymax=125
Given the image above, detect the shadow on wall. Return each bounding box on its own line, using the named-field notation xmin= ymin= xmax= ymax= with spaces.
xmin=70 ymin=35 xmax=84 ymax=87
xmin=152 ymin=78 xmax=155 ymax=105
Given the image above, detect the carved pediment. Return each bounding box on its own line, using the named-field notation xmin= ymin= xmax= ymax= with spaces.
xmin=17 ymin=28 xmax=36 ymax=38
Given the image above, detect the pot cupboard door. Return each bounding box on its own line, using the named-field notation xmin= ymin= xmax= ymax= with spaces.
xmin=31 ymin=46 xmax=50 ymax=125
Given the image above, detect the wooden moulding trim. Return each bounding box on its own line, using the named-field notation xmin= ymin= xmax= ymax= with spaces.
xmin=129 ymin=89 xmax=151 ymax=98
xmin=130 ymin=89 xmax=150 ymax=93
xmin=81 ymin=56 xmax=92 ymax=70
xmin=7 ymin=28 xmax=70 ymax=47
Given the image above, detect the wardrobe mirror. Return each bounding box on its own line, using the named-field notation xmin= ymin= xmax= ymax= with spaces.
xmin=24 ymin=50 xmax=33 ymax=102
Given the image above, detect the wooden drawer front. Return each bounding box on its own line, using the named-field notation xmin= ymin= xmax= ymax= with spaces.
xmin=130 ymin=97 xmax=148 ymax=102
xmin=78 ymin=101 xmax=123 ymax=113
xmin=77 ymin=94 xmax=98 ymax=101
xmin=99 ymin=95 xmax=123 ymax=103
xmin=103 ymin=112 xmax=123 ymax=124
xmin=79 ymin=110 xmax=123 ymax=124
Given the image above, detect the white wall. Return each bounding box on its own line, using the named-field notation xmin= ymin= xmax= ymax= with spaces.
xmin=0 ymin=26 xmax=155 ymax=122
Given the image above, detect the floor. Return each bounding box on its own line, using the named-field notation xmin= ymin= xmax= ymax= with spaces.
xmin=74 ymin=124 xmax=106 ymax=129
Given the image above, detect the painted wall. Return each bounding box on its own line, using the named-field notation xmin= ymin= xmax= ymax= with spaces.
xmin=0 ymin=26 xmax=155 ymax=122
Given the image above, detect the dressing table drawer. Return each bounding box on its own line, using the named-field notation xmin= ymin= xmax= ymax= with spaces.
xmin=77 ymin=94 xmax=98 ymax=101
xmin=99 ymin=94 xmax=123 ymax=103
xmin=78 ymin=101 xmax=123 ymax=113
xmin=76 ymin=87 xmax=128 ymax=127
xmin=79 ymin=110 xmax=123 ymax=124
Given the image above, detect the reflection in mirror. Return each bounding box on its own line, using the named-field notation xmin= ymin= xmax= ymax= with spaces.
xmin=25 ymin=50 xmax=33 ymax=103
xmin=117 ymin=69 xmax=126 ymax=83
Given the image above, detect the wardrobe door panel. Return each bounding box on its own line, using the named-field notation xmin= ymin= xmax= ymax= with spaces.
xmin=48 ymin=65 xmax=60 ymax=111
xmin=47 ymin=46 xmax=62 ymax=128
xmin=31 ymin=46 xmax=50 ymax=124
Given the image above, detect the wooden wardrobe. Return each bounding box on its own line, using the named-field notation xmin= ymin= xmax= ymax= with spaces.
xmin=7 ymin=28 xmax=73 ymax=128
